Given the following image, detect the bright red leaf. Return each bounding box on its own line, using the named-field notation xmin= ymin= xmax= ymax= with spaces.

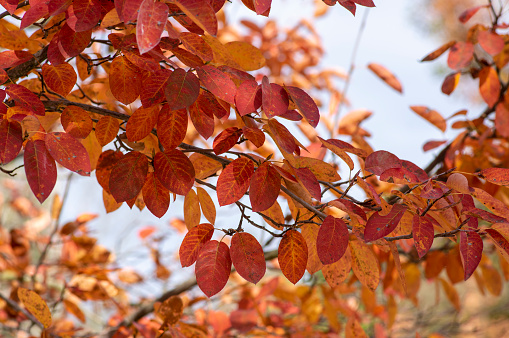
xmin=5 ymin=84 xmax=45 ymax=116
xmin=164 ymin=68 xmax=200 ymax=110
xmin=217 ymin=157 xmax=254 ymax=206
xmin=316 ymin=215 xmax=349 ymax=265
xmin=195 ymin=240 xmax=232 ymax=297
xmin=109 ymin=151 xmax=148 ymax=202
xmin=45 ymin=132 xmax=91 ymax=176
xmin=136 ymin=0 xmax=168 ymax=54
xmin=0 ymin=120 xmax=23 ymax=164
xmin=364 ymin=204 xmax=407 ymax=242
xmin=249 ymin=162 xmax=281 ymax=212
xmin=412 ymin=214 xmax=434 ymax=259
xmin=154 ymin=149 xmax=195 ymax=195
xmin=24 ymin=140 xmax=57 ymax=203
xmin=230 ymin=232 xmax=266 ymax=284
xmin=142 ymin=172 xmax=171 ymax=218
xmin=459 ymin=231 xmax=483 ymax=280
xmin=179 ymin=223 xmax=214 ymax=267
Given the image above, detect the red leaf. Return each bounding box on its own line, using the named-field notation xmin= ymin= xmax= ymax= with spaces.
xmin=295 ymin=167 xmax=321 ymax=202
xmin=136 ymin=0 xmax=168 ymax=54
xmin=367 ymin=63 xmax=403 ymax=93
xmin=0 ymin=50 xmax=33 ymax=69
xmin=213 ymin=127 xmax=242 ymax=155
xmin=20 ymin=1 xmax=49 ymax=30
xmin=267 ymin=119 xmax=296 ymax=154
xmin=478 ymin=167 xmax=509 ymax=186
xmin=157 ymin=105 xmax=188 ymax=150
xmin=5 ymin=84 xmax=45 ymax=116
xmin=354 ymin=0 xmax=375 ymax=7
xmin=140 ymin=68 xmax=172 ymax=107
xmin=421 ymin=41 xmax=455 ymax=62
xmin=96 ymin=150 xmax=124 ymax=194
xmin=197 ymin=65 xmax=237 ymax=105
xmin=48 ymin=0 xmax=71 ymax=16
xmin=485 ymin=228 xmax=509 ymax=264
xmin=95 ymin=116 xmax=120 ymax=146
xmin=364 ymin=204 xmax=407 ymax=242
xmin=115 ymin=0 xmax=144 ymax=22
xmin=495 ymin=101 xmax=509 ymax=138
xmin=61 ymin=106 xmax=93 ymax=139
xmin=412 ymin=215 xmax=434 ymax=259
xmin=45 ymin=132 xmax=91 ymax=176
xmin=459 ymin=231 xmax=483 ymax=280
xmin=459 ymin=5 xmax=486 ymax=23
xmin=66 ymin=0 xmax=102 ymax=32
xmin=154 ymin=149 xmax=195 ymax=195
xmin=242 ymin=126 xmax=265 ymax=148
xmin=447 ymin=42 xmax=474 ymax=70
xmin=278 ymin=230 xmax=308 ymax=284
xmin=254 ymin=0 xmax=271 ymax=15
xmin=174 ymin=0 xmax=217 ymax=35
xmin=196 ymin=90 xmax=227 ymax=119
xmin=235 ymin=80 xmax=262 ymax=116
xmin=58 ymin=24 xmax=92 ymax=58
xmin=123 ymin=50 xmax=160 ymax=72
xmin=410 ymin=106 xmax=447 ymax=132
xmin=423 ymin=140 xmax=447 ymax=152
xmin=126 ymin=105 xmax=159 ymax=142
xmin=465 ymin=208 xmax=507 ymax=223
xmin=179 ymin=223 xmax=214 ymax=267
xmin=478 ymin=30 xmax=505 ymax=56
xmin=142 ymin=172 xmax=171 ymax=218
xmin=189 ymin=97 xmax=214 ymax=139
xmin=261 ymin=76 xmax=289 ymax=118
xmin=109 ymin=151 xmax=148 ymax=202
xmin=249 ymin=162 xmax=281 ymax=212
xmin=216 ymin=157 xmax=254 ymax=206
xmin=109 ymin=56 xmax=142 ymax=105
xmin=230 ymin=232 xmax=266 ymax=284
xmin=179 ymin=32 xmax=213 ymax=62
xmin=316 ymin=216 xmax=349 ymax=265
xmin=24 ymin=140 xmax=57 ymax=203
xmin=364 ymin=150 xmax=401 ymax=176
xmin=441 ymin=72 xmax=460 ymax=95
xmin=170 ymin=47 xmax=204 ymax=68
xmin=479 ymin=66 xmax=500 ymax=108
xmin=339 ymin=1 xmax=356 ymax=15
xmin=285 ymin=86 xmax=320 ymax=127
xmin=0 ymin=120 xmax=23 ymax=164
xmin=164 ymin=68 xmax=200 ymax=110
xmin=195 ymin=240 xmax=232 ymax=297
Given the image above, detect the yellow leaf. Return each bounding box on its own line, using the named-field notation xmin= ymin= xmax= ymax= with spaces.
xmin=196 ymin=187 xmax=216 ymax=224
xmin=224 ymin=41 xmax=266 ymax=71
xmin=17 ymin=287 xmax=52 ymax=328
xmin=184 ymin=189 xmax=201 ymax=230
xmin=349 ymin=238 xmax=380 ymax=292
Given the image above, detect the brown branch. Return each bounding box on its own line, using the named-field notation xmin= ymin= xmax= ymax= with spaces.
xmin=6 ymin=45 xmax=48 ymax=83
xmin=0 ymin=292 xmax=45 ymax=331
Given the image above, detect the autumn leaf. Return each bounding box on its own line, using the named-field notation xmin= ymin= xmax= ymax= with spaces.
xmin=142 ymin=172 xmax=171 ymax=218
xmin=165 ymin=68 xmax=200 ymax=110
xmin=42 ymin=63 xmax=77 ymax=97
xmin=412 ymin=214 xmax=434 ymax=259
xmin=109 ymin=151 xmax=148 ymax=202
xmin=136 ymin=0 xmax=168 ymax=54
xmin=24 ymin=140 xmax=57 ymax=203
xmin=278 ymin=230 xmax=308 ymax=284
xmin=367 ymin=63 xmax=403 ymax=93
xmin=17 ymin=288 xmax=52 ymax=328
xmin=179 ymin=223 xmax=214 ymax=267
xmin=217 ymin=157 xmax=254 ymax=206
xmin=459 ymin=231 xmax=483 ymax=280
xmin=350 ymin=239 xmax=380 ymax=292
xmin=154 ymin=149 xmax=195 ymax=196
xmin=195 ymin=240 xmax=232 ymax=297
xmin=249 ymin=162 xmax=281 ymax=212
xmin=364 ymin=204 xmax=407 ymax=242
xmin=447 ymin=42 xmax=474 ymax=70
xmin=479 ymin=66 xmax=501 ymax=108
xmin=316 ymin=216 xmax=349 ymax=264
xmin=45 ymin=132 xmax=91 ymax=176
xmin=230 ymin=232 xmax=266 ymax=284
xmin=410 ymin=106 xmax=447 ymax=132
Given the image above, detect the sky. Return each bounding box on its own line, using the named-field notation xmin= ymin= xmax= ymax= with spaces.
xmin=3 ymin=0 xmax=484 ymax=292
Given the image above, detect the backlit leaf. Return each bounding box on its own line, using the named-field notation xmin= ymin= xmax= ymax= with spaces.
xmin=446 ymin=172 xmax=471 ymax=193
xmin=189 ymin=95 xmax=214 ymax=139
xmin=116 ymin=0 xmax=144 ymax=22
xmin=447 ymin=42 xmax=474 ymax=70
xmin=293 ymin=156 xmax=341 ymax=182
xmin=165 ymin=68 xmax=200 ymax=110
xmin=322 ymin=248 xmax=352 ymax=288
xmin=95 ymin=116 xmax=120 ymax=146
xmin=61 ymin=106 xmax=93 ymax=139
xmin=190 ymin=153 xmax=223 ymax=180
xmin=197 ymin=65 xmax=236 ymax=105
xmin=421 ymin=41 xmax=455 ymax=62
xmin=213 ymin=127 xmax=242 ymax=155
xmin=235 ymin=79 xmax=262 ymax=116
xmin=5 ymin=84 xmax=45 ymax=116
xmin=136 ymin=0 xmax=168 ymax=54
xmin=224 ymin=41 xmax=266 ymax=71
xmin=485 ymin=228 xmax=509 ymax=264
xmin=230 ymin=232 xmax=266 ymax=284
xmin=479 ymin=66 xmax=501 ymax=108
xmin=364 ymin=150 xmax=401 ymax=176
xmin=242 ymin=126 xmax=265 ymax=148
xmin=441 ymin=72 xmax=460 ymax=95
xmin=66 ymin=0 xmax=101 ymax=32
xmin=195 ymin=240 xmax=231 ymax=297
xmin=471 ymin=187 xmax=509 ymax=219
xmin=478 ymin=30 xmax=505 ymax=56
xmin=367 ymin=63 xmax=403 ymax=93
xmin=174 ymin=0 xmax=218 ymax=35
xmin=24 ymin=140 xmax=57 ymax=203
xmin=267 ymin=119 xmax=296 ymax=154
xmin=423 ymin=140 xmax=447 ymax=152
xmin=262 ymin=76 xmax=289 ymax=118
xmin=278 ymin=230 xmax=308 ymax=284
xmin=142 ymin=172 xmax=170 ymax=218
xmin=250 ymin=162 xmax=281 ymax=212
xmin=184 ymin=189 xmax=201 ymax=230
xmin=45 ymin=132 xmax=91 ymax=176
xmin=459 ymin=231 xmax=483 ymax=280
xmin=179 ymin=223 xmax=214 ymax=267
xmin=301 ymin=223 xmax=323 ymax=275
xmin=154 ymin=149 xmax=195 ymax=195
xmin=350 ymin=239 xmax=380 ymax=292
xmin=96 ymin=150 xmax=123 ymax=194
xmin=412 ymin=214 xmax=434 ymax=259
xmin=109 ymin=56 xmax=141 ymax=105
xmin=157 ymin=105 xmax=188 ymax=150
xmin=180 ymin=32 xmax=213 ymax=62
xmin=478 ymin=168 xmax=509 ymax=186
xmin=364 ymin=204 xmax=407 ymax=242
xmin=217 ymin=157 xmax=254 ymax=206
xmin=126 ymin=105 xmax=159 ymax=142
xmin=285 ymin=86 xmax=320 ymax=127
xmin=17 ymin=288 xmax=52 ymax=328
xmin=459 ymin=5 xmax=486 ymax=23
xmin=197 ymin=187 xmax=216 ymax=224
xmin=140 ymin=68 xmax=172 ymax=107
xmin=410 ymin=106 xmax=447 ymax=132
xmin=109 ymin=151 xmax=148 ymax=202
xmin=42 ymin=63 xmax=77 ymax=97
xmin=0 ymin=120 xmax=22 ymax=164
xmin=316 ymin=216 xmax=349 ymax=265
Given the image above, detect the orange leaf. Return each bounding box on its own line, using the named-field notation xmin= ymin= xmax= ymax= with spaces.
xmin=174 ymin=0 xmax=217 ymax=35
xmin=184 ymin=189 xmax=201 ymax=230
xmin=301 ymin=223 xmax=323 ymax=275
xmin=42 ymin=63 xmax=77 ymax=96
xmin=322 ymin=248 xmax=352 ymax=288
xmin=278 ymin=230 xmax=308 ymax=284
xmin=421 ymin=41 xmax=455 ymax=62
xmin=345 ymin=317 xmax=367 ymax=338
xmin=410 ymin=106 xmax=447 ymax=132
xmin=441 ymin=72 xmax=460 ymax=95
xmin=478 ymin=30 xmax=505 ymax=56
xmin=45 ymin=132 xmax=91 ymax=176
xmin=224 ymin=41 xmax=266 ymax=71
xmin=179 ymin=223 xmax=214 ymax=267
xmin=95 ymin=116 xmax=120 ymax=146
xmin=157 ymin=296 xmax=184 ymax=326
xmin=479 ymin=66 xmax=501 ymax=108
xmin=367 ymin=63 xmax=403 ymax=93
xmin=17 ymin=287 xmax=52 ymax=328
xmin=197 ymin=187 xmax=216 ymax=224
xmin=189 ymin=153 xmax=223 ymax=180
xmin=61 ymin=106 xmax=93 ymax=139
xmin=109 ymin=56 xmax=141 ymax=105
xmin=213 ymin=127 xmax=242 ymax=155
xmin=439 ymin=277 xmax=460 ymax=311
xmin=126 ymin=105 xmax=159 ymax=142
xmin=180 ymin=32 xmax=213 ymax=62
xmin=195 ymin=240 xmax=231 ymax=297
xmin=157 ymin=105 xmax=188 ymax=150
xmin=350 ymin=239 xmax=379 ymax=291
xmin=447 ymin=42 xmax=474 ymax=70
xmin=109 ymin=151 xmax=148 ymax=202
xmin=142 ymin=172 xmax=171 ymax=218
xmin=140 ymin=68 xmax=173 ymax=107
xmin=216 ymin=157 xmax=254 ymax=206
xmin=154 ymin=149 xmax=195 ymax=195
xmin=446 ymin=172 xmax=471 ymax=193
xmin=230 ymin=232 xmax=266 ymax=284
xmin=478 ymin=167 xmax=509 ymax=186
xmin=459 ymin=5 xmax=487 ymax=23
